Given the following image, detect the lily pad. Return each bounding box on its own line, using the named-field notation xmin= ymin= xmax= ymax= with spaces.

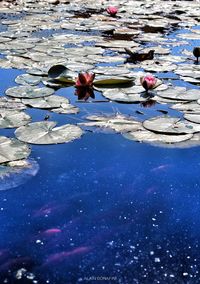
xmin=0 ymin=136 xmax=30 ymax=164
xmin=143 ymin=116 xmax=200 ymax=134
xmin=22 ymin=95 xmax=70 ymax=109
xmin=0 ymin=109 xmax=31 ymax=128
xmin=79 ymin=114 xmax=142 ymax=133
xmin=171 ymin=102 xmax=200 ymax=113
xmin=157 ymin=87 xmax=200 ymax=101
xmin=15 ymin=121 xmax=83 ymax=145
xmin=0 ymin=159 xmax=39 ymax=191
xmin=6 ymin=86 xmax=55 ymax=99
xmin=48 ymin=64 xmax=75 ymax=84
xmin=102 ymin=88 xmax=148 ymax=103
xmin=50 ymin=103 xmax=79 ymax=114
xmin=123 ymin=128 xmax=193 ymax=144
xmin=94 ymin=77 xmax=134 ymax=86
xmin=15 ymin=74 xmax=42 ymax=86
xmin=184 ymin=113 xmax=200 ymax=124
xmin=0 ymin=97 xmax=26 ymax=110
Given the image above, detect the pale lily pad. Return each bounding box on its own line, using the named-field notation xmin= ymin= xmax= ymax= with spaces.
xmin=0 ymin=136 xmax=30 ymax=164
xmin=0 ymin=109 xmax=31 ymax=128
xmin=15 ymin=121 xmax=83 ymax=145
xmin=143 ymin=116 xmax=200 ymax=134
xmin=6 ymin=86 xmax=54 ymax=99
xmin=50 ymin=103 xmax=79 ymax=114
xmin=123 ymin=128 xmax=193 ymax=144
xmin=79 ymin=114 xmax=142 ymax=133
xmin=0 ymin=97 xmax=26 ymax=110
xmin=15 ymin=74 xmax=42 ymax=86
xmin=171 ymin=102 xmax=200 ymax=113
xmin=157 ymin=87 xmax=200 ymax=101
xmin=102 ymin=88 xmax=148 ymax=103
xmin=180 ymin=76 xmax=200 ymax=84
xmin=22 ymin=95 xmax=69 ymax=109
xmin=141 ymin=61 xmax=177 ymax=72
xmin=0 ymin=159 xmax=39 ymax=191
xmin=184 ymin=113 xmax=200 ymax=124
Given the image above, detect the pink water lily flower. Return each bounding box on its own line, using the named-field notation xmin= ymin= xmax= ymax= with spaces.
xmin=140 ymin=74 xmax=157 ymax=92
xmin=75 ymin=72 xmax=95 ymax=87
xmin=107 ymin=6 xmax=118 ymax=16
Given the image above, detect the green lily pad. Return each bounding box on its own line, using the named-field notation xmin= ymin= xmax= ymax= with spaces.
xmin=94 ymin=78 xmax=134 ymax=86
xmin=0 ymin=109 xmax=31 ymax=128
xmin=0 ymin=136 xmax=30 ymax=164
xmin=15 ymin=121 xmax=83 ymax=145
xmin=6 ymin=86 xmax=55 ymax=99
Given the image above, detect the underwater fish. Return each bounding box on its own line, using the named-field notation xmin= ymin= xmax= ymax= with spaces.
xmin=43 ymin=246 xmax=91 ymax=266
xmin=42 ymin=228 xmax=62 ymax=236
xmin=0 ymin=257 xmax=33 ymax=275
xmin=33 ymin=202 xmax=66 ymax=218
xmin=0 ymin=249 xmax=10 ymax=264
xmin=151 ymin=164 xmax=172 ymax=173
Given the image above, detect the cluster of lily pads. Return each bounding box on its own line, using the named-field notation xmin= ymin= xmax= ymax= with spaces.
xmin=0 ymin=0 xmax=200 ymax=176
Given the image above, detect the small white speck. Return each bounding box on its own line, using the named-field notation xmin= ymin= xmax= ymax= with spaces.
xmin=155 ymin=257 xmax=160 ymax=263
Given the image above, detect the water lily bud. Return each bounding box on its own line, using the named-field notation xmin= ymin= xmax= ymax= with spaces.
xmin=106 ymin=6 xmax=118 ymax=16
xmin=140 ymin=74 xmax=157 ymax=91
xmin=193 ymin=47 xmax=200 ymax=63
xmin=75 ymin=72 xmax=95 ymax=87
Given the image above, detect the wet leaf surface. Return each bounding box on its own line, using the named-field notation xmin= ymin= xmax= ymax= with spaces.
xmin=0 ymin=159 xmax=39 ymax=191
xmin=15 ymin=121 xmax=83 ymax=145
xmin=0 ymin=136 xmax=30 ymax=164
xmin=79 ymin=114 xmax=142 ymax=133
xmin=6 ymin=86 xmax=55 ymax=99
xmin=0 ymin=109 xmax=31 ymax=128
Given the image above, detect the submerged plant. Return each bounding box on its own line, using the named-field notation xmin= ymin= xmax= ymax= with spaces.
xmin=140 ymin=74 xmax=157 ymax=94
xmin=106 ymin=6 xmax=118 ymax=17
xmin=193 ymin=47 xmax=200 ymax=63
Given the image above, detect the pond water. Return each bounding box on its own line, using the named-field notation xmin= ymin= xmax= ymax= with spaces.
xmin=0 ymin=19 xmax=200 ymax=284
